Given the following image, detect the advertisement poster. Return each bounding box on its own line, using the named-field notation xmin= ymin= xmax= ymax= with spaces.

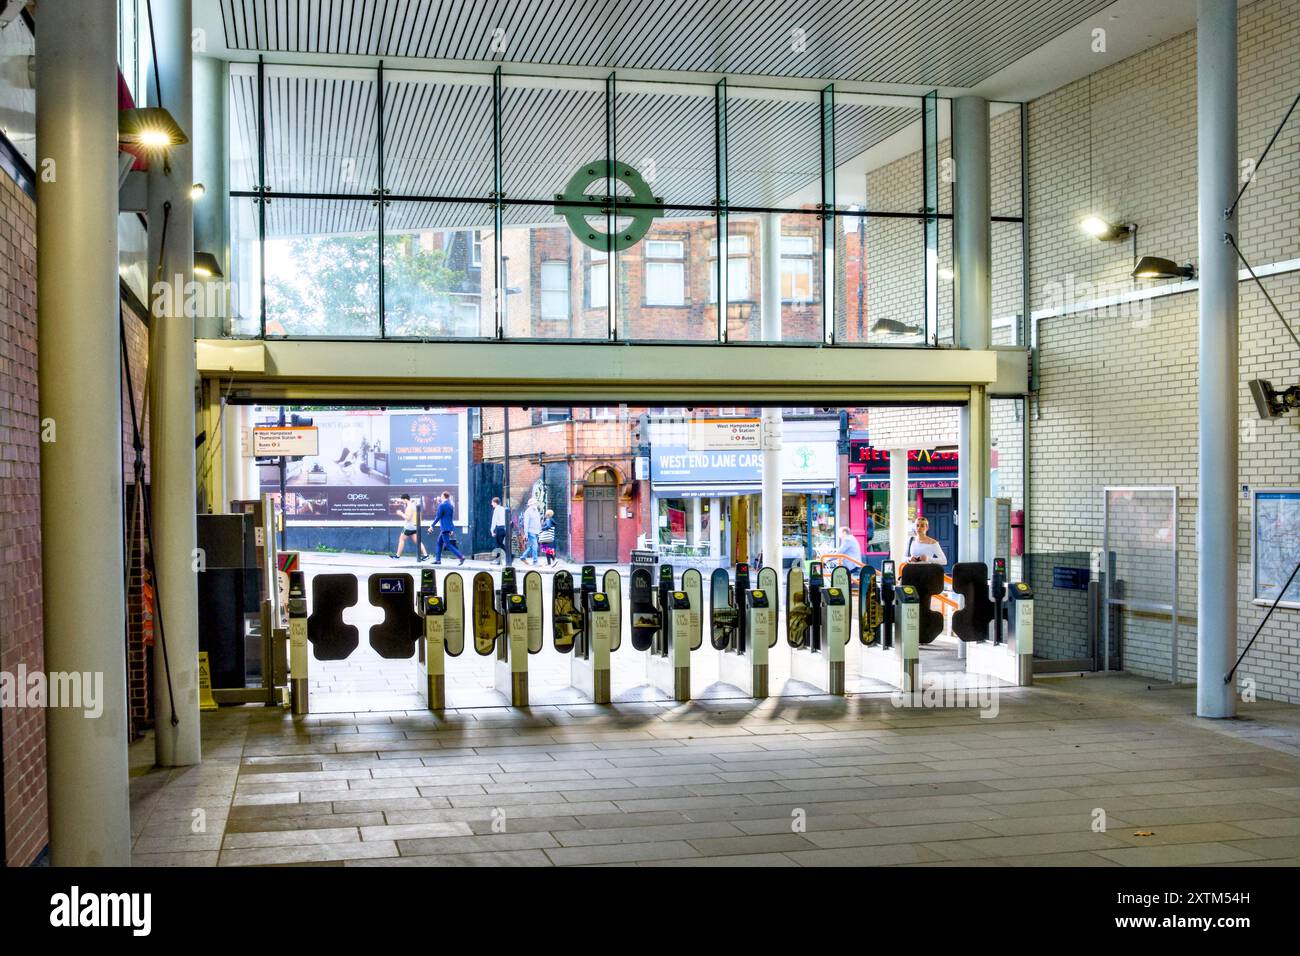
xmin=257 ymin=408 xmax=468 ymax=525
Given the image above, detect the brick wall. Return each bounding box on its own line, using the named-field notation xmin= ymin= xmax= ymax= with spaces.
xmin=1026 ymin=0 xmax=1300 ymax=699
xmin=0 ymin=170 xmax=46 ymax=866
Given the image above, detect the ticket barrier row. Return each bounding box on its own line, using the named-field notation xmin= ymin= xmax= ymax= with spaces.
xmin=284 ymin=559 xmax=1033 ymax=715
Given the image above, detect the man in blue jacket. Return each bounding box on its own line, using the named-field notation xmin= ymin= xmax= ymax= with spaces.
xmin=429 ymin=491 xmax=466 ymax=565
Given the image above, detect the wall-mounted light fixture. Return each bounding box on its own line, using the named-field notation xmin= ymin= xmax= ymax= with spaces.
xmin=193 ymin=252 xmax=223 ymax=278
xmin=937 ymin=266 xmax=955 ymax=281
xmin=1249 ymin=379 xmax=1300 ymax=419
xmin=1131 ymin=255 xmax=1195 ymax=280
xmin=872 ymin=317 xmax=923 ymax=336
xmin=190 ymin=183 xmax=206 ymax=200
xmin=1079 ymin=215 xmax=1134 ymax=241
xmin=118 ymin=106 xmax=188 ymax=150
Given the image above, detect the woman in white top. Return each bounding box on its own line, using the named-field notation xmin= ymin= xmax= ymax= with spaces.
xmin=907 ymin=516 xmax=947 ymax=565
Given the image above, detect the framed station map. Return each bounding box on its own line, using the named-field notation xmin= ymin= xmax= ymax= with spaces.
xmin=1252 ymin=489 xmax=1300 ymax=608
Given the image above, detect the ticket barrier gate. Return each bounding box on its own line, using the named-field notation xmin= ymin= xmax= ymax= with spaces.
xmin=288 ymin=570 xmax=309 ymax=715
xmin=711 ymin=563 xmax=778 ymax=698
xmin=858 ymin=561 xmax=921 ymax=690
xmin=786 ymin=562 xmax=851 ymax=694
xmin=631 ymin=565 xmax=703 ymax=701
xmin=954 ymin=558 xmax=1035 ymax=686
xmin=473 ymin=568 xmax=543 ymax=706
xmin=553 ymin=565 xmax=623 ymax=704
xmin=292 ymin=571 xmax=428 ymax=715
xmin=414 ymin=568 xmax=465 ymax=711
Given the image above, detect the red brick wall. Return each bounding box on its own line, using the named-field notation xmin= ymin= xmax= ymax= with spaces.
xmin=0 ymin=171 xmax=46 ymax=866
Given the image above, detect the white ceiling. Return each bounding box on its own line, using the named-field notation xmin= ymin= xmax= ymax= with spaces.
xmin=196 ymin=0 xmax=1205 ymax=100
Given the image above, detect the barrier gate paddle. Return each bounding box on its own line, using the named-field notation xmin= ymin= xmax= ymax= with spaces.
xmin=552 ymin=565 xmax=622 ymax=703
xmin=472 ymin=567 xmax=542 ymax=706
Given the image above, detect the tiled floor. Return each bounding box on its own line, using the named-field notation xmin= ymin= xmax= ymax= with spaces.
xmin=128 ymin=674 xmax=1300 ymax=867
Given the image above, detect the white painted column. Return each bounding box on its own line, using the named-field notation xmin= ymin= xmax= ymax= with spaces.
xmin=890 ymin=449 xmax=910 ymax=564
xmin=1196 ymin=0 xmax=1238 ymax=718
xmin=761 ymin=213 xmax=785 ymax=570
xmin=148 ymin=0 xmax=202 ymax=766
xmin=37 ymin=0 xmax=131 ymax=866
xmin=708 ymin=497 xmax=721 ymax=558
xmin=954 ymin=95 xmax=993 ymax=563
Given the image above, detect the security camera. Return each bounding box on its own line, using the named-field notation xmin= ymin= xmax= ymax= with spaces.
xmin=1249 ymin=379 xmax=1300 ymax=419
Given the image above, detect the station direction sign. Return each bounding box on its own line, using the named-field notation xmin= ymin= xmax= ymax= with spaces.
xmin=252 ymin=425 xmax=320 ymax=457
xmin=687 ymin=418 xmax=761 ymax=451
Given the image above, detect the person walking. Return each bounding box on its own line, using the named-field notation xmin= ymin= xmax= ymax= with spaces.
xmin=429 ymin=491 xmax=466 ymax=565
xmin=521 ymin=499 xmax=543 ymax=565
xmin=392 ymin=494 xmax=429 ymax=561
xmin=538 ymin=509 xmax=557 ymax=566
xmin=489 ymin=496 xmax=507 ymax=556
xmin=906 ymin=515 xmax=947 ymax=567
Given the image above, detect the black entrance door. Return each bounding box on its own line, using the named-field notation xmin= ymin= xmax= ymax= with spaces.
xmin=584 ymin=485 xmax=618 ymax=562
xmin=925 ymin=495 xmax=958 ymax=568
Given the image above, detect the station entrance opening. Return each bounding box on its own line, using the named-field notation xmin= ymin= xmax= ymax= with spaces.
xmin=208 ymin=399 xmax=1066 ymax=715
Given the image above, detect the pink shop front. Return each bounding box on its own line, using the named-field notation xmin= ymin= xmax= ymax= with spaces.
xmin=847 ymin=442 xmax=960 ymax=571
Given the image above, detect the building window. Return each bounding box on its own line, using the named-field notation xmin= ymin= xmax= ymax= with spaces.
xmin=470 ymin=231 xmax=482 ymax=267
xmin=590 ymin=406 xmax=617 ymax=420
xmin=644 ymin=240 xmax=685 ymax=306
xmin=781 ymin=235 xmax=816 ymax=304
xmin=543 ymin=407 xmax=571 ymax=424
xmin=587 ymin=248 xmax=608 ymax=309
xmin=540 ymin=261 xmax=570 ymax=321
xmin=708 ymin=235 xmax=751 ymax=302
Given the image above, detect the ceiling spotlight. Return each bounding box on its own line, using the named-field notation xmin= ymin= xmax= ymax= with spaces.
xmin=193 ymin=252 xmax=223 ymax=279
xmin=1249 ymin=379 xmax=1300 ymax=419
xmin=1132 ymin=256 xmax=1195 ymax=280
xmin=118 ymin=106 xmax=189 ymax=150
xmin=937 ymin=266 xmax=954 ymax=281
xmin=1079 ymin=215 xmax=1133 ymax=241
xmin=190 ymin=183 xmax=206 ymax=200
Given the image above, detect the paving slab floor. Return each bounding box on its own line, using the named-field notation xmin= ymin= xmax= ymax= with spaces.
xmin=128 ymin=673 xmax=1300 ymax=867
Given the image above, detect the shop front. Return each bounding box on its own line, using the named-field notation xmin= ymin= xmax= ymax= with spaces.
xmin=649 ymin=417 xmax=840 ymax=569
xmin=849 ymin=442 xmax=960 ymax=570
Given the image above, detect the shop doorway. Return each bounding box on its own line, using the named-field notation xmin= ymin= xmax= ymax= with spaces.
xmin=922 ymin=491 xmax=959 ymax=569
xmin=583 ymin=468 xmax=619 ymax=562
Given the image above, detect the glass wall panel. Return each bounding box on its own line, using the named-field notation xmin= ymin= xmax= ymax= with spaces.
xmin=834 ymin=213 xmax=948 ymax=345
xmin=723 ymin=212 xmax=823 ymax=343
xmin=990 ymin=397 xmax=1026 ymax=583
xmin=614 ymin=80 xmax=716 ymax=209
xmin=384 ymin=202 xmax=495 ymax=339
xmin=501 ymin=76 xmax=607 ymax=202
xmin=264 ymin=200 xmax=379 ymax=337
xmin=228 ymin=65 xmax=260 ymax=192
xmin=117 ymin=212 xmax=149 ymax=307
xmin=263 ymin=65 xmax=378 ymax=194
xmin=724 ymin=88 xmax=820 ymax=210
xmin=992 ymin=220 xmax=1025 ymax=346
xmin=229 ymin=196 xmax=261 ymax=336
xmin=499 ymin=205 xmax=609 ymax=340
xmin=384 ymin=70 xmax=494 ymax=199
xmin=617 ymin=210 xmax=718 ymax=341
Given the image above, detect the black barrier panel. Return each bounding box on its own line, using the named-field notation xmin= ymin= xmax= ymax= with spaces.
xmin=308 ymin=573 xmax=360 ymax=661
xmin=630 ymin=567 xmax=658 ymax=651
xmin=951 ymin=562 xmax=994 ymax=643
xmin=368 ymin=573 xmax=423 ymax=659
xmin=899 ymin=562 xmax=945 ymax=644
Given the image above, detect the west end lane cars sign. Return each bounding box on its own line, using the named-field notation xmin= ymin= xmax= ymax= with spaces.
xmin=258 ymin=409 xmax=468 ymax=524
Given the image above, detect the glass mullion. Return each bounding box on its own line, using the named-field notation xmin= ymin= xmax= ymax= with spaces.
xmin=606 ymin=72 xmax=618 ymax=341
xmin=376 ymin=61 xmax=386 ymax=338
xmin=257 ymin=55 xmax=266 ymax=338
xmin=923 ymin=90 xmax=939 ymax=345
xmin=820 ymin=85 xmax=835 ymax=345
xmin=716 ymin=78 xmax=728 ymax=344
xmin=492 ymin=67 xmax=505 ymax=340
